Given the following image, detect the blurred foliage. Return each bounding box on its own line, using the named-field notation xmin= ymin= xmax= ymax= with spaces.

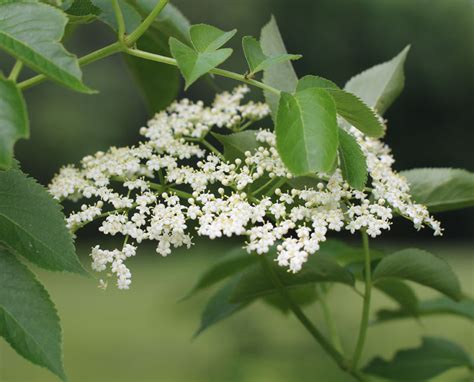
xmin=0 ymin=0 xmax=472 ymax=236
xmin=0 ymin=241 xmax=473 ymax=382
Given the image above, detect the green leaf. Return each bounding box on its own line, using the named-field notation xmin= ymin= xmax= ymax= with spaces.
xmin=0 ymin=77 xmax=29 ymax=170
xmin=374 ymin=279 xmax=419 ymax=317
xmin=242 ymin=36 xmax=301 ymax=76
xmin=182 ymin=247 xmax=257 ymax=300
xmin=364 ymin=337 xmax=473 ymax=380
xmin=230 ymin=254 xmax=354 ymax=303
xmin=125 ymin=2 xmax=190 ymax=112
xmin=401 ymin=168 xmax=474 ymax=212
xmin=372 ymin=248 xmax=462 ymax=301
xmin=0 ymin=168 xmax=86 ymax=275
xmin=318 ymin=239 xmax=384 ymax=266
xmin=345 ymin=45 xmax=410 ymax=115
xmin=0 ymin=248 xmax=65 ymax=381
xmin=212 ymin=130 xmax=261 ymax=162
xmin=263 ymin=284 xmax=318 ymax=314
xmin=0 ymin=0 xmax=92 ymax=93
xmin=189 ymin=24 xmax=236 ymax=53
xmin=169 ymin=24 xmax=235 ymax=89
xmin=375 ymin=297 xmax=474 ymax=324
xmin=298 ymin=75 xmax=385 ymax=138
xmin=329 ymin=90 xmax=385 ymax=137
xmin=297 ymin=75 xmax=339 ymax=90
xmin=260 ymin=16 xmax=298 ymax=116
xmin=337 ymin=128 xmax=368 ymax=190
xmin=194 ymin=277 xmax=250 ymax=337
xmin=276 ymin=88 xmax=339 ymax=175
xmin=63 ymin=0 xmax=100 ymax=24
xmin=91 ymin=0 xmax=142 ymax=33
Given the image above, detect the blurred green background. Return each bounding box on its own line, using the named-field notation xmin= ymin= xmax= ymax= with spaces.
xmin=1 ymin=0 xmax=473 ymax=381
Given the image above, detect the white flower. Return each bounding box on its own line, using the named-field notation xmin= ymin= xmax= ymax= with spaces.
xmin=49 ymin=86 xmax=442 ymax=288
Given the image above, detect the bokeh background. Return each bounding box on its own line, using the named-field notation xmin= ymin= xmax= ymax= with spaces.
xmin=1 ymin=0 xmax=473 ymax=381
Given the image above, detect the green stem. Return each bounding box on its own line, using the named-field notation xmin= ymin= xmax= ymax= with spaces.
xmin=124 ymin=48 xmax=281 ymax=95
xmin=264 ymin=178 xmax=286 ymax=197
xmin=352 ymin=230 xmax=372 ymax=369
xmin=8 ymin=61 xmax=23 ymax=82
xmin=317 ymin=285 xmax=344 ymax=354
xmin=126 ymin=0 xmax=169 ymax=45
xmin=258 ymin=255 xmax=350 ymax=373
xmin=18 ymin=42 xmax=123 ymax=90
xmin=112 ymin=0 xmax=126 ymax=42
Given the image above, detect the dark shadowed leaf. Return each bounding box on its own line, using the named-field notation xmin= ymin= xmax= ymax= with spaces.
xmin=373 ymin=248 xmax=462 ymax=301
xmin=182 ymin=247 xmax=257 ymax=300
xmin=0 ymin=248 xmax=65 ymax=381
xmin=230 ymin=254 xmax=354 ymax=303
xmin=212 ymin=130 xmax=261 ymax=162
xmin=260 ymin=16 xmax=298 ymax=116
xmin=364 ymin=337 xmax=473 ymax=380
xmin=194 ymin=277 xmax=250 ymax=337
xmin=0 ymin=168 xmax=86 ymax=275
xmin=374 ymin=279 xmax=419 ymax=317
xmin=263 ymin=284 xmax=318 ymax=314
xmin=125 ymin=2 xmax=190 ymax=112
xmin=276 ymin=88 xmax=338 ymax=175
xmin=0 ymin=78 xmax=29 ymax=170
xmin=345 ymin=45 xmax=410 ymax=115
xmin=0 ymin=0 xmax=92 ymax=92
xmin=374 ymin=297 xmax=474 ymax=324
xmin=401 ymin=168 xmax=474 ymax=212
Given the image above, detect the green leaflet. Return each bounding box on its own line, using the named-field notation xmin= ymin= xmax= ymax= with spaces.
xmin=372 ymin=248 xmax=462 ymax=301
xmin=0 ymin=248 xmax=65 ymax=381
xmin=189 ymin=24 xmax=236 ymax=53
xmin=0 ymin=168 xmax=87 ymax=275
xmin=182 ymin=247 xmax=257 ymax=300
xmin=212 ymin=130 xmax=262 ymax=162
xmin=125 ymin=2 xmax=190 ymax=113
xmin=242 ymin=35 xmax=301 ymax=77
xmin=337 ymin=127 xmax=368 ymax=190
xmin=230 ymin=254 xmax=354 ymax=303
xmin=276 ymin=88 xmax=339 ymax=175
xmin=263 ymin=284 xmax=318 ymax=314
xmin=374 ymin=279 xmax=419 ymax=318
xmin=298 ymin=75 xmax=385 ymax=138
xmin=0 ymin=0 xmax=92 ymax=93
xmin=401 ymin=168 xmax=474 ymax=212
xmin=364 ymin=337 xmax=473 ymax=380
xmin=0 ymin=77 xmax=29 ymax=170
xmin=169 ymin=24 xmax=235 ymax=89
xmin=260 ymin=16 xmax=298 ymax=116
xmin=374 ymin=296 xmax=474 ymax=324
xmin=345 ymin=45 xmax=410 ymax=115
xmin=194 ymin=277 xmax=250 ymax=337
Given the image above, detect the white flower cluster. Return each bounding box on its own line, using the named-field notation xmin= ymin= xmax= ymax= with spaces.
xmin=49 ymin=86 xmax=441 ymax=289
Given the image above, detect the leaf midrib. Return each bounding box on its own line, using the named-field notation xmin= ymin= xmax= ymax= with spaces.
xmin=0 ymin=305 xmax=62 ymax=377
xmin=0 ymin=211 xmax=76 ymax=270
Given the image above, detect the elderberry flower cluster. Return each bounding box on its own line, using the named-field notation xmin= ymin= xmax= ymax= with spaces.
xmin=49 ymin=86 xmax=442 ymax=289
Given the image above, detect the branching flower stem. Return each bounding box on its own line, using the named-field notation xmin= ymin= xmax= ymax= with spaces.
xmin=317 ymin=285 xmax=344 ymax=355
xmin=8 ymin=60 xmax=23 ymax=82
xmin=259 ymin=255 xmax=368 ymax=382
xmin=112 ymin=0 xmax=126 ymax=43
xmin=351 ymin=230 xmax=372 ymax=369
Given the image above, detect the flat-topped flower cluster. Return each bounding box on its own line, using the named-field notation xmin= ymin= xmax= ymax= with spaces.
xmin=49 ymin=86 xmax=442 ymax=289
